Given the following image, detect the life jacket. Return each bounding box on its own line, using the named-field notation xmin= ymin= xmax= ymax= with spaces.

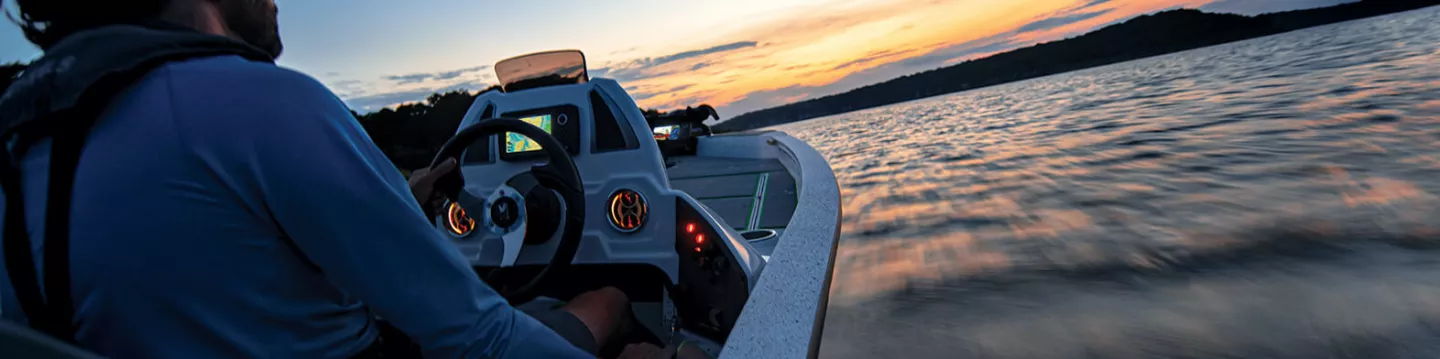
xmin=0 ymin=21 xmax=273 ymax=343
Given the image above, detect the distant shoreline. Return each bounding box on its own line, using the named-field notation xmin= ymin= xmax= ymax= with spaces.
xmin=713 ymin=0 xmax=1440 ymax=133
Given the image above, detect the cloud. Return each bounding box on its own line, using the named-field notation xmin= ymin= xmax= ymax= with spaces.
xmin=326 ymin=79 xmax=367 ymax=97
xmin=434 ymin=65 xmax=491 ymax=80
xmin=831 ymin=48 xmax=915 ymax=71
xmin=1016 ymin=9 xmax=1113 ymax=33
xmin=340 ymin=64 xmax=500 ymax=110
xmin=384 ymin=73 xmax=434 ymax=85
xmin=590 ymin=41 xmax=758 ymax=83
xmin=631 ymin=83 xmax=696 ymax=102
xmin=610 ymin=0 xmax=1074 ymax=113
xmin=326 ymin=79 xmax=362 ymax=89
xmin=384 ymin=65 xmax=491 ymax=85
xmin=648 ymin=41 xmax=759 ymax=66
xmin=609 ymin=47 xmax=639 ymax=55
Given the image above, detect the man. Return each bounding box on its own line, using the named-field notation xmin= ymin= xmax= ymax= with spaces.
xmin=0 ymin=0 xmax=684 ymax=358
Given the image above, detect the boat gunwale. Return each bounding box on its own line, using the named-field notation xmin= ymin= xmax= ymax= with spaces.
xmin=708 ymin=132 xmax=842 ymax=359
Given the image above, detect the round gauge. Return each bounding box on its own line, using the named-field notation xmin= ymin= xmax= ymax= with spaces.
xmin=446 ymin=201 xmax=476 ymax=236
xmin=607 ymin=189 xmax=648 ymax=233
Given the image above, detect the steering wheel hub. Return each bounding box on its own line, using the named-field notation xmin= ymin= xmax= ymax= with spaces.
xmin=485 ymin=188 xmax=525 ymax=231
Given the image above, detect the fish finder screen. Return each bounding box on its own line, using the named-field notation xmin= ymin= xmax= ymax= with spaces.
xmin=505 ymin=115 xmax=553 ymax=153
xmin=652 ymin=125 xmax=681 ymax=141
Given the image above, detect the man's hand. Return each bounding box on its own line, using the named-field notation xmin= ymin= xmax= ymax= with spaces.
xmin=408 ymin=157 xmax=459 ymax=219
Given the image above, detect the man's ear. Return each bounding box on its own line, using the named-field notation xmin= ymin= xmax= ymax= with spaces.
xmin=161 ymin=0 xmax=231 ymax=37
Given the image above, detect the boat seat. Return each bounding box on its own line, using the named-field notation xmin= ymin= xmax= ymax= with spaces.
xmin=646 ymin=105 xmax=718 ymax=158
xmin=0 ymin=321 xmax=104 ymax=359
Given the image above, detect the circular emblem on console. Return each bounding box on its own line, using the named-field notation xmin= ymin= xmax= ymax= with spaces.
xmin=607 ymin=189 xmax=648 ymax=233
xmin=490 ymin=197 xmax=521 ymax=228
xmin=445 ymin=202 xmax=475 ymax=237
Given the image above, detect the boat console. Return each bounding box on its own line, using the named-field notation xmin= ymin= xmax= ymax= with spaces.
xmin=431 ymin=50 xmax=774 ymax=352
xmin=0 ymin=50 xmax=840 ymax=359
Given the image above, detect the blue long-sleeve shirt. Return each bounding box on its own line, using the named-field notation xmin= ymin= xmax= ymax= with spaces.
xmin=0 ymin=55 xmax=592 ymax=359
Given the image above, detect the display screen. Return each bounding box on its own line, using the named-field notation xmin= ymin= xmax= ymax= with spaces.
xmin=652 ymin=125 xmax=681 ymax=141
xmin=505 ymin=115 xmax=554 ymax=153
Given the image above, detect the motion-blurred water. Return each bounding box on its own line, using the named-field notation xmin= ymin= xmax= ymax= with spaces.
xmin=784 ymin=7 xmax=1440 ymax=359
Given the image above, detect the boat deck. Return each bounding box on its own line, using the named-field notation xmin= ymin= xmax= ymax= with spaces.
xmin=665 ymin=156 xmax=798 ymax=233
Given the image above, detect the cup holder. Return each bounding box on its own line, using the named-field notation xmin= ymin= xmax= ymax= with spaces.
xmin=740 ymin=229 xmax=777 ymax=242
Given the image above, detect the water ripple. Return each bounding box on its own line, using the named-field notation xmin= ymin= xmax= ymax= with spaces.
xmin=777 ymin=8 xmax=1440 ymax=359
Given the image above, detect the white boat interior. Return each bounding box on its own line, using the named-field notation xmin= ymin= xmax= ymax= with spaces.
xmin=440 ymin=50 xmax=842 ymax=358
xmin=0 ymin=50 xmax=842 ymax=359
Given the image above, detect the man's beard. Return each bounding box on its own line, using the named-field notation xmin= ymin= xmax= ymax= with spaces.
xmin=222 ymin=0 xmax=283 ymax=58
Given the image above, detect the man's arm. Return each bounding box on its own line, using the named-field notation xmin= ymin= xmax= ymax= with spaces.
xmin=175 ymin=61 xmax=592 ymax=358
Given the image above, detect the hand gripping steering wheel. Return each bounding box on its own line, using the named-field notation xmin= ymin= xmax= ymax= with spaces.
xmin=429 ymin=118 xmax=586 ymax=304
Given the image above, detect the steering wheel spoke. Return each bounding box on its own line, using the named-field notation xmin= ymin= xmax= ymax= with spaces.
xmin=531 ymin=163 xmax=577 ymax=194
xmin=454 ymin=187 xmax=489 ymax=216
xmin=481 ymin=185 xmax=527 ymax=267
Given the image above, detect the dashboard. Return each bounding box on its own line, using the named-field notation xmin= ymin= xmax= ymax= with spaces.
xmin=672 ymin=197 xmax=752 ymax=338
xmin=438 ymin=76 xmax=765 ymax=345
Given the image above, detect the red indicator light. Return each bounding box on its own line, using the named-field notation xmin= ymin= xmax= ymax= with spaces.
xmin=696 ymin=234 xmax=705 ymax=244
xmin=694 ymin=247 xmax=702 ymax=252
xmin=686 ymin=223 xmax=695 ymax=233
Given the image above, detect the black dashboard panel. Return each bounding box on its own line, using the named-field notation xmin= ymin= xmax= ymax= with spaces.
xmin=498 ymin=105 xmax=582 ymax=161
xmin=589 ymin=91 xmax=638 ymax=153
xmin=671 ymin=198 xmax=750 ymax=341
xmin=462 ymin=104 xmax=496 ymax=164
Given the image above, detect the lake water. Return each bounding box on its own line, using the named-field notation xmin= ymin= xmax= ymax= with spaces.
xmin=779 ymin=7 xmax=1440 ymax=359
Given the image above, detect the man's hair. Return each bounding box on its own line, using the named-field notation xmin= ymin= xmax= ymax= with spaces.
xmin=7 ymin=0 xmax=171 ymax=49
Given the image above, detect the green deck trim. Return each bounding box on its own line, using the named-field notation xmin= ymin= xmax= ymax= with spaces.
xmin=695 ymin=194 xmax=756 ymax=200
xmin=746 ymin=173 xmax=769 ymax=231
xmin=669 ymin=170 xmax=786 ymax=181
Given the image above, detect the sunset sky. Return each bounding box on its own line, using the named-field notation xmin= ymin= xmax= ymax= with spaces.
xmin=0 ymin=0 xmax=1351 ymax=116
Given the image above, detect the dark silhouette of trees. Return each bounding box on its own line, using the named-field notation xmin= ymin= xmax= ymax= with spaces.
xmin=355 ymin=90 xmax=477 ymax=170
xmin=713 ymin=0 xmax=1440 ymax=132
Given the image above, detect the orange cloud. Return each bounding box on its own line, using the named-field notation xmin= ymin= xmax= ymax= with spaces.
xmin=339 ymin=0 xmax=1221 ymax=114
xmin=602 ymin=0 xmax=1219 ymax=115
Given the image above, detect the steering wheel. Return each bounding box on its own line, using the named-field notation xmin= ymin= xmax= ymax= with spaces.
xmin=429 ymin=118 xmax=586 ymax=304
